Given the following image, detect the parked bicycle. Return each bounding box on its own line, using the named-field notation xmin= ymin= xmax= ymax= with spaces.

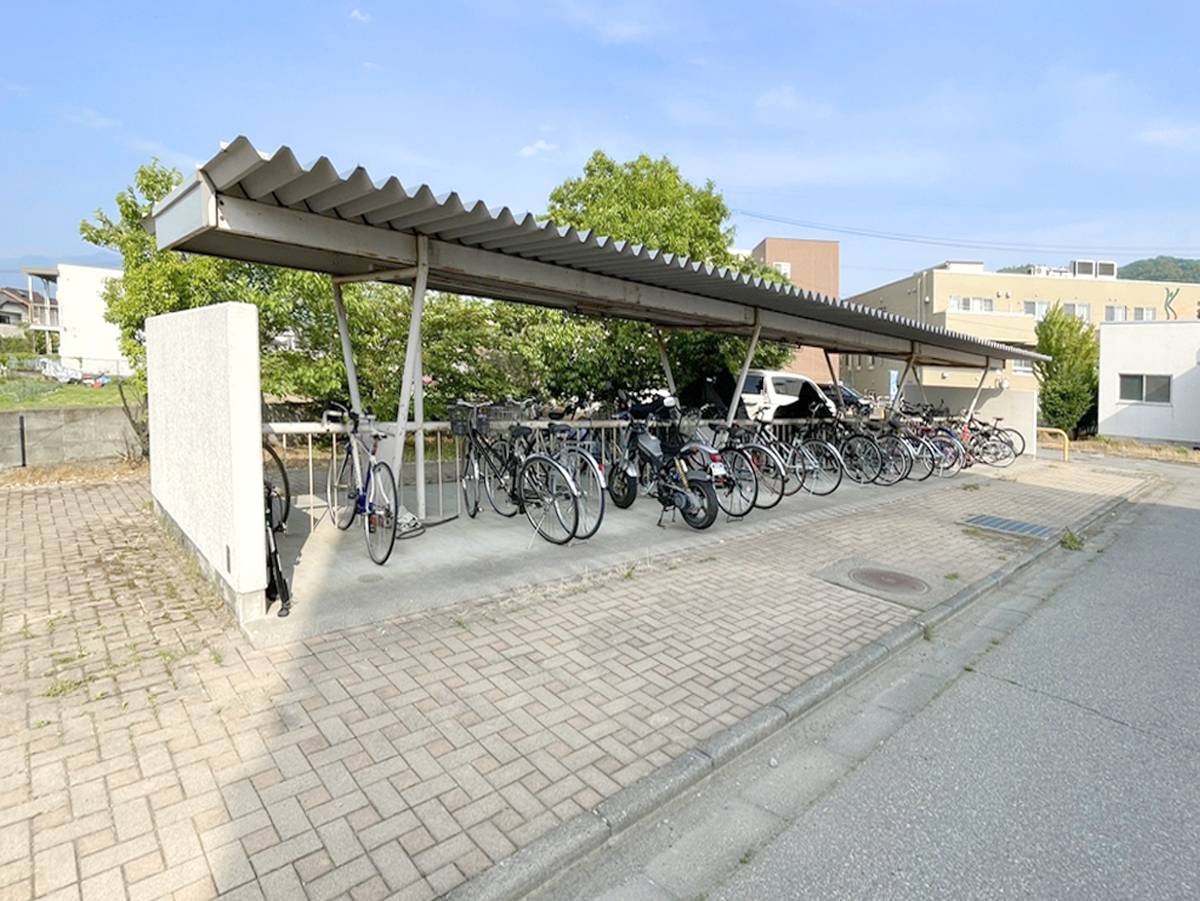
xmin=325 ymin=404 xmax=399 ymax=564
xmin=454 ymin=401 xmax=582 ymax=545
xmin=263 ymin=441 xmax=291 ymax=615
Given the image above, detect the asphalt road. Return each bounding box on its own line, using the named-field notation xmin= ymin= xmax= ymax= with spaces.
xmin=712 ymin=464 xmax=1200 ymax=901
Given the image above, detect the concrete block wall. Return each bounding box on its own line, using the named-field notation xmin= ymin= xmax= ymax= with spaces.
xmin=0 ymin=407 xmax=139 ymax=469
xmin=146 ymin=303 xmax=266 ymax=623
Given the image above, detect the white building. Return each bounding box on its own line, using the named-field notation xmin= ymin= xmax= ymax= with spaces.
xmin=22 ymin=264 xmax=129 ymax=374
xmin=1098 ymin=321 xmax=1200 ymax=445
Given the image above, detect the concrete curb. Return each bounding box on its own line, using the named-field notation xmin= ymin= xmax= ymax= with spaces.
xmin=444 ymin=479 xmax=1151 ymax=901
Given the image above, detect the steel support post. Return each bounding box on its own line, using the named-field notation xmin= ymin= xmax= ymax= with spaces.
xmin=394 ymin=236 xmax=430 ymax=519
xmin=331 ymin=280 xmax=364 ymax=415
xmin=654 ymin=328 xmax=676 ymax=395
xmin=726 ymin=321 xmax=762 ymax=428
xmin=966 ymin=364 xmax=990 ymax=420
xmin=824 ymin=349 xmax=843 ymax=410
xmin=890 ymin=353 xmax=915 ymax=413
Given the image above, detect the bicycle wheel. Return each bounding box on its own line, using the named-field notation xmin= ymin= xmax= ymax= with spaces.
xmin=904 ymin=435 xmax=937 ymax=482
xmin=518 ymin=455 xmax=579 ymax=545
xmin=563 ymin=448 xmax=606 ymax=540
xmin=800 ymin=440 xmax=843 ymax=496
xmin=483 ymin=440 xmax=520 ymax=517
xmin=981 ymin=436 xmax=1016 ymax=468
xmin=327 ymin=443 xmax=357 ymax=530
xmin=363 ymin=462 xmax=398 ymax=565
xmin=263 ymin=442 xmax=291 ymax=526
xmin=841 ymin=434 xmax=882 ymax=484
xmin=608 ymin=457 xmax=638 ymax=509
xmin=714 ymin=446 xmax=758 ymax=517
xmin=874 ymin=434 xmax=911 ymax=486
xmin=930 ymin=434 xmax=964 ymax=478
xmin=780 ymin=443 xmax=807 ymax=497
xmin=1002 ymin=427 xmax=1026 ymax=457
xmin=461 ymin=447 xmax=480 ymax=518
xmin=746 ymin=444 xmax=785 ymax=509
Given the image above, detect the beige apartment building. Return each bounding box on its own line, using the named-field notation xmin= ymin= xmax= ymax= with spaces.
xmin=841 ymin=259 xmax=1200 ymax=444
xmin=748 ymin=237 xmax=840 ymax=380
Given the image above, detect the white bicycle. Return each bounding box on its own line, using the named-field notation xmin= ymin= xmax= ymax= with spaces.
xmin=325 ymin=404 xmax=398 ymax=565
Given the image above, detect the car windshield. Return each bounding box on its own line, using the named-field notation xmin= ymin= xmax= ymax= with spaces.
xmin=772 ymin=377 xmax=808 ymax=397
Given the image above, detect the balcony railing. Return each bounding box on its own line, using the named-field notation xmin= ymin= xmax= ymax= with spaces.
xmin=29 ymin=306 xmax=60 ymax=328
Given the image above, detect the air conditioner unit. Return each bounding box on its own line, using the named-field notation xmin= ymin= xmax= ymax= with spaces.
xmin=1071 ymin=260 xmax=1096 ymax=277
xmin=1096 ymin=260 xmax=1118 ymax=279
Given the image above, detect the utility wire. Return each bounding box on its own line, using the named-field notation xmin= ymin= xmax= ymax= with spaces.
xmin=732 ymin=208 xmax=1200 ymax=256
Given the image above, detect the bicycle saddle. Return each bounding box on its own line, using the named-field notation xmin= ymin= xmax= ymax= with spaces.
xmin=549 ymin=422 xmax=573 ymax=435
xmin=509 ymin=424 xmax=533 ymax=439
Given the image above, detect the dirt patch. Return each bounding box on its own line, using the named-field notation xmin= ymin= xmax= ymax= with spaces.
xmin=0 ymin=459 xmax=148 ymax=488
xmin=1073 ymin=438 xmax=1200 ymax=466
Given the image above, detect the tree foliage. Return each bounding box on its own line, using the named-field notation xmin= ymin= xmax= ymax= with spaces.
xmin=1034 ymin=305 xmax=1098 ymax=436
xmin=544 ymin=150 xmax=793 ymax=396
xmin=1118 ymin=255 xmax=1200 ymax=283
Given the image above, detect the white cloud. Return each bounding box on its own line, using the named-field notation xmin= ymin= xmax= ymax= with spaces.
xmin=559 ymin=1 xmax=648 ymax=43
xmin=349 ymin=8 xmax=372 ymax=23
xmin=126 ymin=138 xmax=200 ymax=171
xmin=65 ymin=107 xmax=120 ymax=130
xmin=519 ymin=139 xmax=557 ymax=158
xmin=1136 ymin=124 xmax=1200 ymax=149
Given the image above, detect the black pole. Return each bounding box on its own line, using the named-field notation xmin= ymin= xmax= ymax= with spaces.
xmin=18 ymin=414 xmax=26 ymax=467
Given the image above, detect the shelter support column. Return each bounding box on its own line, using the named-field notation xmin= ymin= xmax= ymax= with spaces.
xmin=966 ymin=363 xmax=990 ymax=420
xmin=726 ymin=320 xmax=761 ymax=428
xmin=331 ymin=281 xmax=363 ymax=415
xmin=913 ymin=364 xmax=931 ymax=405
xmin=890 ymin=350 xmax=916 ymax=413
xmin=654 ymin=328 xmax=676 ymax=395
xmin=824 ymin=349 xmax=842 ymax=410
xmin=394 ymin=236 xmax=430 ymax=519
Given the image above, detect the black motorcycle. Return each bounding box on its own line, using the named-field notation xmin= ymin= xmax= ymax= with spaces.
xmin=608 ymin=395 xmax=720 ymax=530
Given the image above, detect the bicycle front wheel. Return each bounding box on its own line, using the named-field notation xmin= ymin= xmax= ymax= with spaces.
xmin=518 ymin=455 xmax=579 ymax=545
xmin=264 ymin=442 xmax=291 ymax=526
xmin=327 ymin=444 xmax=357 ymax=530
xmin=461 ymin=448 xmax=480 ymax=518
xmin=483 ymin=441 xmax=519 ymax=518
xmin=800 ymin=440 xmax=843 ymax=496
xmin=563 ymin=449 xmax=605 ymax=540
xmin=746 ymin=444 xmax=786 ymax=509
xmin=364 ymin=462 xmax=398 ymax=565
xmin=841 ymin=435 xmax=882 ymax=484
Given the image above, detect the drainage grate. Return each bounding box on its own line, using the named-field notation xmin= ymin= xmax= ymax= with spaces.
xmin=848 ymin=567 xmax=930 ymax=596
xmin=963 ymin=514 xmax=1056 ymax=540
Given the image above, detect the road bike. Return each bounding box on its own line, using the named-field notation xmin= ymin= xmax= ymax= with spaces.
xmin=325 ymin=404 xmax=399 ymax=565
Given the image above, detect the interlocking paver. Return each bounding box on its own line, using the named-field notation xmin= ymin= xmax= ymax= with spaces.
xmin=0 ymin=463 xmax=1146 ymax=898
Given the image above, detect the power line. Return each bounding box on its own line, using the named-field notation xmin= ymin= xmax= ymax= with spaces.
xmin=731 ymin=208 xmax=1200 ymax=257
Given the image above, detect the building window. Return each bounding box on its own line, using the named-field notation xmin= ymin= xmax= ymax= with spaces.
xmin=1104 ymin=305 xmax=1127 ymax=322
xmin=773 ymin=261 xmax=792 ymax=279
xmin=949 ymin=295 xmax=994 ymax=313
xmin=1024 ymin=300 xmax=1050 ymax=320
xmin=1133 ymin=307 xmax=1156 ymax=321
xmin=868 ymin=355 xmax=877 ymax=369
xmin=1119 ymin=374 xmax=1171 ymax=404
xmin=1062 ymin=303 xmax=1090 ymax=321
xmin=1013 ymin=358 xmax=1034 ymax=374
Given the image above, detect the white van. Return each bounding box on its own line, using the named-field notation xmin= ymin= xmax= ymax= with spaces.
xmin=741 ymin=369 xmax=837 ymax=420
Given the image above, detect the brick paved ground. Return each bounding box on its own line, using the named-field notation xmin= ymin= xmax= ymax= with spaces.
xmin=0 ymin=461 xmax=1147 ymax=900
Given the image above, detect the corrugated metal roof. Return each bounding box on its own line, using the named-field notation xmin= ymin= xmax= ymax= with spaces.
xmin=154 ymin=137 xmax=1045 ymax=363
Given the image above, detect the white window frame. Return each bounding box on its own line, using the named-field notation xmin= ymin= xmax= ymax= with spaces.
xmin=1012 ymin=358 xmax=1034 ymax=374
xmin=1104 ymin=305 xmax=1127 ymax=322
xmin=1063 ymin=303 xmax=1090 ymax=321
xmin=1118 ymin=373 xmax=1172 ymax=405
xmin=773 ymin=261 xmax=792 ymax=279
xmin=1024 ymin=300 xmax=1050 ymax=320
xmin=1133 ymin=307 xmax=1156 ymax=321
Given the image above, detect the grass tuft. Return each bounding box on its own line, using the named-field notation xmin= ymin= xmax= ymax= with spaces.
xmin=1059 ymin=530 xmax=1084 ymax=551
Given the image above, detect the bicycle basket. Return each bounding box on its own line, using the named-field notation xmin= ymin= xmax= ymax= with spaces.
xmin=449 ymin=406 xmax=473 ymax=437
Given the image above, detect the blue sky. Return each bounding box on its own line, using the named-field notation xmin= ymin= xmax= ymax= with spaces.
xmin=3 ymin=0 xmax=1199 ymax=295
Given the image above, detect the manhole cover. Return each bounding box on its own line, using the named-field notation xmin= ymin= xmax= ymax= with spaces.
xmin=848 ymin=567 xmax=929 ymax=595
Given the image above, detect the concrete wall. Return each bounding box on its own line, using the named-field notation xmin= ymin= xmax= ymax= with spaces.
xmin=0 ymin=407 xmax=138 ymax=469
xmin=902 ymin=383 xmax=1039 ymax=455
xmin=1099 ymin=321 xmax=1200 ymax=444
xmin=147 ymin=303 xmax=266 ymax=622
xmin=57 ymin=264 xmax=129 ymax=375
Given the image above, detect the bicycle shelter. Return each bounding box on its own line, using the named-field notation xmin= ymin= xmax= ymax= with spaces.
xmin=146 ymin=137 xmax=1046 ymax=635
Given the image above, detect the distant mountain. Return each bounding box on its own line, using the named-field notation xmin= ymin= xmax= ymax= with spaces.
xmin=1119 ymin=256 xmax=1200 ymax=283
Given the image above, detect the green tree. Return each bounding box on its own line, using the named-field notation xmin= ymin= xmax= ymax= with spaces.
xmin=1119 ymin=255 xmax=1200 ymax=283
xmin=543 ymin=150 xmax=794 ymax=399
xmin=1034 ymin=305 xmax=1098 ymax=436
